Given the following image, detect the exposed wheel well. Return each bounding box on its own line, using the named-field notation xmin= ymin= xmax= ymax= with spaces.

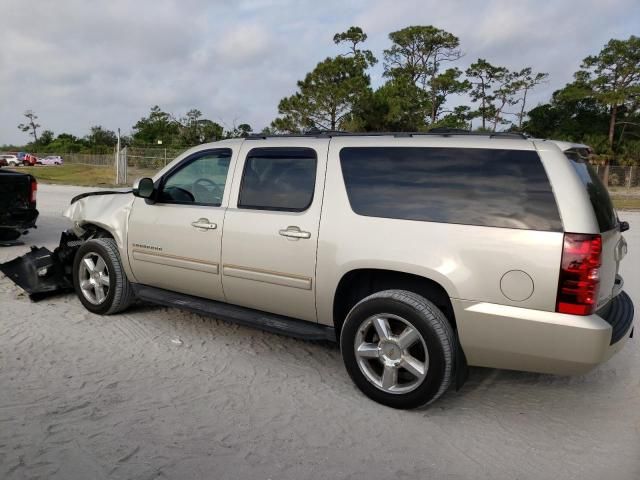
xmin=81 ymin=224 xmax=113 ymax=240
xmin=333 ymin=269 xmax=456 ymax=338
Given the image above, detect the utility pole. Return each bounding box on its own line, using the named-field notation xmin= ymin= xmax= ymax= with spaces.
xmin=116 ymin=128 xmax=121 ymax=184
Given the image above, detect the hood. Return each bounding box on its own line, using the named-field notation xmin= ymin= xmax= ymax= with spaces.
xmin=70 ymin=189 xmax=132 ymax=204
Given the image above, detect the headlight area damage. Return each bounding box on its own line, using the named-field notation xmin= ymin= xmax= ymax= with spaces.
xmin=0 ymin=189 xmax=133 ymax=300
xmin=0 ymin=230 xmax=82 ymax=299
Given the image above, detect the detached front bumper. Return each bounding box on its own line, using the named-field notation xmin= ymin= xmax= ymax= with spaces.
xmin=454 ymin=292 xmax=634 ymax=375
xmin=0 ymin=231 xmax=80 ymax=299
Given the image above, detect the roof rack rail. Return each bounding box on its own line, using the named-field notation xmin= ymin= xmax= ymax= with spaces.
xmin=246 ymin=129 xmax=529 ymax=140
xmin=304 ymin=127 xmax=349 ymax=136
xmin=427 ymin=127 xmax=471 ymax=134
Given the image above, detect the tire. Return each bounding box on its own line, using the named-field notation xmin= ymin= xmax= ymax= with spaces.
xmin=73 ymin=238 xmax=135 ymax=315
xmin=340 ymin=290 xmax=456 ymax=409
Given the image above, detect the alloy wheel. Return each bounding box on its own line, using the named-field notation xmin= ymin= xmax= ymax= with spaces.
xmin=78 ymin=252 xmax=110 ymax=305
xmin=354 ymin=313 xmax=429 ymax=394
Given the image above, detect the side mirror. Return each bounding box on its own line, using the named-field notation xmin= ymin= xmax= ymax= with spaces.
xmin=133 ymin=177 xmax=155 ymax=199
xmin=620 ymin=220 xmax=630 ymax=232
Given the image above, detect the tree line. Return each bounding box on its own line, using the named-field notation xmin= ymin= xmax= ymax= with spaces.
xmin=10 ymin=107 xmax=253 ymax=154
xmin=268 ymin=26 xmax=639 ymax=164
xmin=270 ymin=26 xmax=549 ymax=134
xmin=9 ymin=25 xmax=640 ymax=164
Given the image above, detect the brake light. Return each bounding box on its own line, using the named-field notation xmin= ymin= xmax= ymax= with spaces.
xmin=29 ymin=178 xmax=37 ymax=207
xmin=556 ymin=233 xmax=602 ymax=315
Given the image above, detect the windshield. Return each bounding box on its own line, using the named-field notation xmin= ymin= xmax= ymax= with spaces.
xmin=564 ymin=148 xmax=618 ymax=232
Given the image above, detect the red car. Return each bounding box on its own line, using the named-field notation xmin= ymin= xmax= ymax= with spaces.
xmin=22 ymin=153 xmax=38 ymax=166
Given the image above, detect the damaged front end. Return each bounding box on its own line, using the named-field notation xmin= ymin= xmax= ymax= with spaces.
xmin=0 ymin=230 xmax=83 ymax=300
xmin=1 ymin=188 xmax=135 ymax=300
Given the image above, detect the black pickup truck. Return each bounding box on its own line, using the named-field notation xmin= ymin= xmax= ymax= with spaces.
xmin=0 ymin=170 xmax=39 ymax=242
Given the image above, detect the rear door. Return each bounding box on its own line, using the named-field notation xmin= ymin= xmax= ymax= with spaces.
xmin=220 ymin=138 xmax=328 ymax=322
xmin=565 ymin=149 xmax=626 ymax=308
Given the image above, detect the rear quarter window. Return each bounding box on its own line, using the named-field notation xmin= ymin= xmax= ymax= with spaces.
xmin=339 ymin=147 xmax=563 ymax=231
xmin=564 ymin=148 xmax=617 ymax=232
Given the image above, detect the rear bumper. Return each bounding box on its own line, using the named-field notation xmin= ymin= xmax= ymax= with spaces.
xmin=454 ymin=291 xmax=634 ymax=375
xmin=598 ymin=291 xmax=634 ymax=345
xmin=0 ymin=207 xmax=39 ymax=231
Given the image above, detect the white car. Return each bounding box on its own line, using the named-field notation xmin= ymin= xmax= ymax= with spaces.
xmin=0 ymin=154 xmax=21 ymax=166
xmin=38 ymin=155 xmax=64 ymax=165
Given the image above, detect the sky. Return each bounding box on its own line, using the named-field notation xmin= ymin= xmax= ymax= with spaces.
xmin=1 ymin=0 xmax=639 ymax=145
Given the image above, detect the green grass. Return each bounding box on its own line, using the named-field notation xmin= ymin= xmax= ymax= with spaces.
xmin=612 ymin=196 xmax=640 ymax=210
xmin=8 ymin=165 xmax=158 ymax=187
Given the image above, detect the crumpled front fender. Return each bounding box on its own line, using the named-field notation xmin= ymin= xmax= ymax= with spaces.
xmin=63 ymin=193 xmax=134 ymax=250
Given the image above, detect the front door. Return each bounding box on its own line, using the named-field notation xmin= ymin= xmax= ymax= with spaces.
xmin=127 ymin=148 xmax=234 ymax=301
xmin=221 ymin=139 xmax=328 ymax=322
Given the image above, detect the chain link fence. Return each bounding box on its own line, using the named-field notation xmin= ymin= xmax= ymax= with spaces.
xmin=23 ymin=146 xmax=194 ymax=184
xmin=28 ymin=146 xmax=191 ymax=170
xmin=120 ymin=146 xmax=193 ymax=184
xmin=124 ymin=146 xmax=190 ymax=170
xmin=30 ymin=152 xmax=114 ymax=166
xmin=594 ymin=165 xmax=640 ymax=189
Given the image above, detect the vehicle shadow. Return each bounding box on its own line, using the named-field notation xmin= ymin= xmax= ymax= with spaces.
xmin=124 ymin=300 xmax=620 ymax=413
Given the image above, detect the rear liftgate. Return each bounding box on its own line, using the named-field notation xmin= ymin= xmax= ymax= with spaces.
xmin=0 ymin=231 xmax=82 ymax=300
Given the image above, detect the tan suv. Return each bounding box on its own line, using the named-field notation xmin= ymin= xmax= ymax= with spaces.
xmin=26 ymin=132 xmax=636 ymax=408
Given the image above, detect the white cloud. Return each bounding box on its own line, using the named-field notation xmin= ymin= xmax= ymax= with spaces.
xmin=213 ymin=24 xmax=274 ymax=65
xmin=1 ymin=0 xmax=638 ymax=144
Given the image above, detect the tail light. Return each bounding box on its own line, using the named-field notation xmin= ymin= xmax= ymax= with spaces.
xmin=556 ymin=233 xmax=602 ymax=315
xmin=29 ymin=178 xmax=37 ymax=208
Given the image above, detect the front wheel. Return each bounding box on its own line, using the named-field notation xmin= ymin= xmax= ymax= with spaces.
xmin=73 ymin=238 xmax=135 ymax=315
xmin=340 ymin=290 xmax=456 ymax=409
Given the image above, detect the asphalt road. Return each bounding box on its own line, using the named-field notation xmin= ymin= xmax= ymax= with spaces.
xmin=1 ymin=184 xmax=639 ymax=480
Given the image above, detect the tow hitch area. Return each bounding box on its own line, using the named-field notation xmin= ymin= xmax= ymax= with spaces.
xmin=0 ymin=231 xmax=81 ymax=300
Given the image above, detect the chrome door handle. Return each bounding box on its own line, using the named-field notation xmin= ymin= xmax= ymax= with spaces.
xmin=191 ymin=218 xmax=217 ymax=230
xmin=279 ymin=226 xmax=311 ymax=240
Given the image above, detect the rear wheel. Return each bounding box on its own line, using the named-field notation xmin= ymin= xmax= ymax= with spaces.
xmin=73 ymin=238 xmax=134 ymax=315
xmin=340 ymin=290 xmax=456 ymax=409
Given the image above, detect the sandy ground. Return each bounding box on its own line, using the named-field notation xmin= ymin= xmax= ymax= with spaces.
xmin=1 ymin=184 xmax=639 ymax=480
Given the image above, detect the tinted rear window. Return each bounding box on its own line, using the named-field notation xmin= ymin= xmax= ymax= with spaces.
xmin=238 ymin=147 xmax=317 ymax=212
xmin=564 ymin=148 xmax=617 ymax=232
xmin=340 ymin=147 xmax=562 ymax=231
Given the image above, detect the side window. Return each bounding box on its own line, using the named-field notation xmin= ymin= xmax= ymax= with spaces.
xmin=238 ymin=147 xmax=317 ymax=212
xmin=159 ymin=149 xmax=231 ymax=206
xmin=340 ymin=147 xmax=563 ymax=231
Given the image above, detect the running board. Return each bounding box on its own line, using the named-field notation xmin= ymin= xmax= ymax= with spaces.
xmin=132 ymin=284 xmax=336 ymax=342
